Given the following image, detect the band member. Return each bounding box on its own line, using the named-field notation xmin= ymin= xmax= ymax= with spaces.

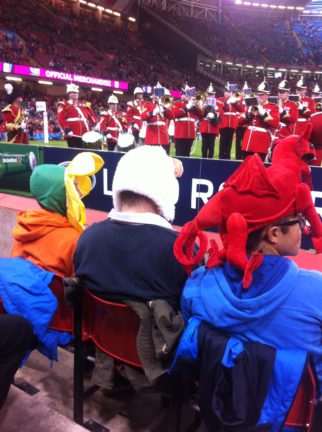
xmin=235 ymin=82 xmax=250 ymax=160
xmin=57 ymin=83 xmax=97 ymax=148
xmin=172 ymin=84 xmax=203 ymax=157
xmin=126 ymin=86 xmax=145 ymax=146
xmin=292 ymin=76 xmax=316 ymax=135
xmin=240 ymin=80 xmax=279 ymax=161
xmin=312 ymin=84 xmax=322 ymax=113
xmin=276 ymin=79 xmax=298 ymax=139
xmin=98 ymin=94 xmax=127 ymax=151
xmin=310 ymin=84 xmax=322 ymax=166
xmin=199 ymin=83 xmax=222 ymax=159
xmin=218 ymin=82 xmax=244 ymax=160
xmin=141 ymin=83 xmax=173 ymax=154
xmin=1 ymin=83 xmax=29 ymax=144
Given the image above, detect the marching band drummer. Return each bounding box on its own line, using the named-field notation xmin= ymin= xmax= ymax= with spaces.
xmin=1 ymin=82 xmax=29 ymax=144
xmin=292 ymin=76 xmax=316 ymax=135
xmin=126 ymin=86 xmax=145 ymax=146
xmin=199 ymin=83 xmax=222 ymax=159
xmin=98 ymin=94 xmax=128 ymax=151
xmin=240 ymin=79 xmax=280 ymax=161
xmin=141 ymin=83 xmax=173 ymax=154
xmin=172 ymin=84 xmax=203 ymax=157
xmin=276 ymin=79 xmax=299 ymax=139
xmin=57 ymin=83 xmax=97 ymax=148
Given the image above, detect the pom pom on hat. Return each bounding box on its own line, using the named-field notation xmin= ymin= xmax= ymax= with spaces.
xmin=112 ymin=146 xmax=180 ymax=222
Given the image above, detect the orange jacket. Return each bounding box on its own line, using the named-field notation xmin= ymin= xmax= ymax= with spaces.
xmin=11 ymin=209 xmax=80 ymax=277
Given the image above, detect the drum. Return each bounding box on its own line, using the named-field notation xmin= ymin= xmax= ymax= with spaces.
xmin=82 ymin=131 xmax=104 ymax=149
xmin=118 ymin=132 xmax=135 ymax=149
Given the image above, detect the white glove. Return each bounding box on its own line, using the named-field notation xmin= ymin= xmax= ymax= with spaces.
xmin=20 ymin=120 xmax=27 ymax=131
xmin=258 ymin=106 xmax=266 ymax=116
xmin=106 ymin=133 xmax=113 ymax=140
xmin=279 ymin=106 xmax=284 ymax=114
xmin=186 ymin=100 xmax=194 ymax=110
xmin=298 ymin=103 xmax=304 ymax=110
xmin=152 ymin=107 xmax=160 ymax=116
xmin=94 ymin=123 xmax=100 ymax=132
xmin=67 ymin=130 xmax=73 ymax=137
xmin=207 ymin=112 xmax=215 ymax=119
xmin=133 ymin=123 xmax=140 ymax=130
xmin=227 ymin=96 xmax=236 ymax=104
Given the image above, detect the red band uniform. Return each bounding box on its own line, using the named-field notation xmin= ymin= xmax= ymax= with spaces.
xmin=57 ymin=84 xmax=97 ymax=148
xmin=141 ymin=99 xmax=173 ymax=153
xmin=199 ymin=94 xmax=223 ymax=159
xmin=218 ymin=83 xmax=244 ymax=159
xmin=172 ymin=98 xmax=203 ymax=157
xmin=1 ymin=83 xmax=28 ymax=144
xmin=276 ymin=80 xmax=299 ymax=140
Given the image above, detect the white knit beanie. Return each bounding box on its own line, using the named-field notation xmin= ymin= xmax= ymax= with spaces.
xmin=112 ymin=146 xmax=179 ymax=222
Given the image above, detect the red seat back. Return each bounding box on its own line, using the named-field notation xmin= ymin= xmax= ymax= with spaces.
xmin=49 ymin=275 xmax=73 ymax=333
xmin=284 ymin=363 xmax=316 ymax=431
xmin=0 ymin=298 xmax=4 ymax=314
xmin=83 ymin=289 xmax=142 ymax=368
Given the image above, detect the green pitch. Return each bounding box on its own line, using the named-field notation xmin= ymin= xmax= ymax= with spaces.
xmin=29 ymin=138 xmax=237 ymax=160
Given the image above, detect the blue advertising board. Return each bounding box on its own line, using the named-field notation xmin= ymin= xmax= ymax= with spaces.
xmin=44 ymin=147 xmax=322 ymax=249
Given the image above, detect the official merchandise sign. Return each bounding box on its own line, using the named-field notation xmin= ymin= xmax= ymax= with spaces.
xmin=1 ymin=62 xmax=128 ymax=91
xmin=0 ymin=144 xmax=43 ymax=196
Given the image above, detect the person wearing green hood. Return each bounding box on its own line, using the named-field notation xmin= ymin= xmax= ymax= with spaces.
xmin=10 ymin=153 xmax=104 ymax=277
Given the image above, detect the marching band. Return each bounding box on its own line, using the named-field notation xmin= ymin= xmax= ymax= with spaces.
xmin=2 ymin=78 xmax=322 ymax=164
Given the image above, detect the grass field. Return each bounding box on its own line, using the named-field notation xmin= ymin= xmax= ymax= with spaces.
xmin=30 ymin=137 xmax=237 ymax=160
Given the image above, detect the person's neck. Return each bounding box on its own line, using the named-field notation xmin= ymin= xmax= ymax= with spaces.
xmin=256 ymin=242 xmax=280 ymax=256
xmin=120 ymin=203 xmax=159 ymax=214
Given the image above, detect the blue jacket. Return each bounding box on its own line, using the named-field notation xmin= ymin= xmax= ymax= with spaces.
xmin=171 ymin=317 xmax=307 ymax=431
xmin=180 ymin=255 xmax=322 ymax=395
xmin=0 ymin=258 xmax=72 ymax=361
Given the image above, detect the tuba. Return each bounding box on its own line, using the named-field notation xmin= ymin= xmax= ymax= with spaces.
xmin=162 ymin=95 xmax=173 ymax=109
xmin=195 ymin=92 xmax=206 ymax=107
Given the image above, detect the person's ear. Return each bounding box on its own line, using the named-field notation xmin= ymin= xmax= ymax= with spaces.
xmin=264 ymin=226 xmax=280 ymax=245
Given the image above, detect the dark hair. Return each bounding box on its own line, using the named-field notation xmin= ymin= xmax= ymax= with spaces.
xmin=119 ymin=190 xmax=159 ymax=214
xmin=246 ymin=218 xmax=290 ymax=255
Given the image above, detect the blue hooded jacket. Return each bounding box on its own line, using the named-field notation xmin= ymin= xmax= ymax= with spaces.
xmin=0 ymin=258 xmax=72 ymax=361
xmin=181 ymin=255 xmax=322 ymax=394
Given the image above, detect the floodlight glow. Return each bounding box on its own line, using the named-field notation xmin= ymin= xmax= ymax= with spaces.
xmin=128 ymin=17 xmax=136 ymax=22
xmin=91 ymin=87 xmax=103 ymax=92
xmin=113 ymin=11 xmax=121 ymax=16
xmin=5 ymin=76 xmax=22 ymax=81
xmin=38 ymin=80 xmax=53 ymax=85
xmin=87 ymin=2 xmax=96 ymax=8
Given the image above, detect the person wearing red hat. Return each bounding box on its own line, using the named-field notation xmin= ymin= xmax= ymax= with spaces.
xmin=240 ymin=80 xmax=279 ymax=161
xmin=173 ymin=131 xmax=322 ymax=403
xmin=1 ymin=83 xmax=29 ymax=144
xmin=276 ymin=79 xmax=298 ymax=139
xmin=57 ymin=83 xmax=98 ymax=148
xmin=293 ymin=76 xmax=316 ymax=136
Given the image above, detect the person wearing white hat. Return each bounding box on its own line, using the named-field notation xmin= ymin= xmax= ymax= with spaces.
xmin=126 ymin=86 xmax=145 ymax=146
xmin=310 ymin=84 xmax=322 ymax=166
xmin=276 ymin=79 xmax=299 ymax=140
xmin=240 ymin=79 xmax=279 ymax=161
xmin=74 ymin=146 xmax=185 ymax=309
xmin=57 ymin=83 xmax=98 ymax=148
xmin=217 ymin=82 xmax=244 ymax=160
xmin=97 ymin=94 xmax=128 ymax=151
xmin=293 ymin=76 xmax=316 ymax=135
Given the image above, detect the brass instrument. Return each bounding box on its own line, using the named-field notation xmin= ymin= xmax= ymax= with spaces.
xmin=234 ymin=91 xmax=243 ymax=101
xmin=161 ymin=95 xmax=173 ymax=109
xmin=195 ymin=92 xmax=206 ymax=107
